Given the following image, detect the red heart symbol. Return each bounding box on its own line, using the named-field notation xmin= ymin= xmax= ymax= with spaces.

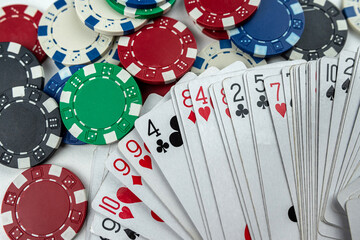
xmin=225 ymin=108 xmax=231 ymax=118
xmin=139 ymin=155 xmax=152 ymax=169
xmin=119 ymin=206 xmax=134 ymax=219
xmin=151 ymin=211 xmax=164 ymax=222
xmin=198 ymin=106 xmax=211 ymax=121
xmin=275 ymin=103 xmax=286 ymax=118
xmin=117 ymin=187 xmax=142 ymax=204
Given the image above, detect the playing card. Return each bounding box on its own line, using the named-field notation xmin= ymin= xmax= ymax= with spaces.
xmin=105 ymin=150 xmax=195 ymax=239
xmin=91 ymin=213 xmax=145 ymax=240
xmin=244 ymin=67 xmax=300 ymax=240
xmin=188 ymin=62 xmax=251 ymax=240
xmin=118 ymin=129 xmax=200 ymax=240
xmin=134 ymin=99 xmax=207 ymax=238
xmin=172 ymin=69 xmax=225 ymax=240
xmin=338 ymin=177 xmax=360 ymax=211
xmin=92 ymin=174 xmax=181 ymax=240
xmin=209 ymin=80 xmax=261 ymax=239
xmin=346 ymin=198 xmax=360 ymax=240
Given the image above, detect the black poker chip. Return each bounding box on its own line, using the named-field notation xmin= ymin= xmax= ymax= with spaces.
xmin=283 ymin=0 xmax=348 ymax=61
xmin=0 ymin=86 xmax=62 ymax=168
xmin=0 ymin=42 xmax=45 ymax=94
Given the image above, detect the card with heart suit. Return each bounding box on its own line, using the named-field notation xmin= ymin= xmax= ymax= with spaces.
xmin=92 ymin=173 xmax=182 ymax=240
xmin=93 ymin=46 xmax=360 ymax=240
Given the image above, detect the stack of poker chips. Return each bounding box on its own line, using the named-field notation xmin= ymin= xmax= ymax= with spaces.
xmin=185 ymin=0 xmax=349 ymax=62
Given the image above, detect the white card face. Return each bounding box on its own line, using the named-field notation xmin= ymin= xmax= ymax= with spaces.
xmin=346 ymin=199 xmax=360 ymax=240
xmin=314 ymin=57 xmax=339 ymax=226
xmin=134 ymin=99 xmax=207 ymax=238
xmin=223 ymin=73 xmax=269 ymax=239
xmin=92 ymin=174 xmax=181 ymax=240
xmin=91 ymin=214 xmax=145 ymax=240
xmin=244 ymin=68 xmax=300 ymax=240
xmin=264 ymin=74 xmax=298 ymax=216
xmin=118 ymin=129 xmax=201 ymax=240
xmin=173 ymin=78 xmax=224 ymax=240
xmin=322 ymin=50 xmax=360 ymax=227
xmin=105 ymin=150 xmax=194 ymax=240
xmin=210 ymin=81 xmax=261 ymax=240
xmin=140 ymin=94 xmax=163 ymax=116
xmin=188 ymin=63 xmax=249 ymax=240
xmin=338 ymin=177 xmax=360 ymax=210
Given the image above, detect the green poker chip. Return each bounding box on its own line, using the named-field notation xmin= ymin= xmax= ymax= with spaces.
xmin=59 ymin=63 xmax=142 ymax=145
xmin=106 ymin=0 xmax=176 ymax=19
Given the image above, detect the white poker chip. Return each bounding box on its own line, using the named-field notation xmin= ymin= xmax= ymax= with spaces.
xmin=343 ymin=0 xmax=360 ymax=33
xmin=38 ymin=0 xmax=114 ymax=66
xmin=75 ymin=0 xmax=148 ymax=36
xmin=54 ymin=37 xmax=121 ymax=69
xmin=191 ymin=40 xmax=267 ymax=74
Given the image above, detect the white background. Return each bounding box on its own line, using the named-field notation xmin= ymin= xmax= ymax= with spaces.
xmin=0 ymin=0 xmax=359 ymax=239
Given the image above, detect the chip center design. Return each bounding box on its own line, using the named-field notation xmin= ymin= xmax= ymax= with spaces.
xmin=0 ymin=102 xmax=46 ymax=153
xmin=17 ymin=180 xmax=70 ymax=235
xmin=133 ymin=27 xmax=182 ymax=67
xmin=0 ymin=17 xmax=38 ymax=49
xmin=296 ymin=8 xmax=333 ymax=50
xmin=74 ymin=78 xmax=125 ymax=129
xmin=52 ymin=5 xmax=99 ymax=50
xmin=243 ymin=0 xmax=290 ymax=41
xmin=0 ymin=58 xmax=28 ymax=94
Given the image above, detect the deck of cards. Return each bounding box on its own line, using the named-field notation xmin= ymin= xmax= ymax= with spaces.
xmin=87 ymin=47 xmax=360 ymax=240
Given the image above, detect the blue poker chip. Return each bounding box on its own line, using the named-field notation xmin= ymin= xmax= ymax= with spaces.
xmin=44 ymin=66 xmax=86 ymax=145
xmin=38 ymin=0 xmax=114 ymax=65
xmin=116 ymin=0 xmax=166 ymax=9
xmin=229 ymin=0 xmax=305 ymax=58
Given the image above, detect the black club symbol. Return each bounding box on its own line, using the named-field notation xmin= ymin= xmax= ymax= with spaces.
xmin=169 ymin=116 xmax=183 ymax=147
xmin=257 ymin=95 xmax=269 ymax=109
xmin=156 ymin=139 xmax=169 ymax=153
xmin=235 ymin=104 xmax=249 ymax=118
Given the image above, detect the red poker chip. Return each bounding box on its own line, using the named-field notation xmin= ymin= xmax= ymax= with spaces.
xmin=118 ymin=16 xmax=198 ymax=85
xmin=193 ymin=21 xmax=229 ymax=40
xmin=1 ymin=164 xmax=88 ymax=240
xmin=184 ymin=0 xmax=260 ymax=31
xmin=0 ymin=4 xmax=47 ymax=62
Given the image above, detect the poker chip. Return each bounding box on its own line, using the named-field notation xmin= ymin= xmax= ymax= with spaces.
xmin=184 ymin=0 xmax=260 ymax=31
xmin=229 ymin=0 xmax=305 ymax=58
xmin=192 ymin=40 xmax=267 ymax=74
xmin=1 ymin=164 xmax=87 ymax=239
xmin=117 ymin=0 xmax=166 ymax=9
xmin=0 ymin=42 xmax=44 ymax=95
xmin=343 ymin=0 xmax=360 ymax=33
xmin=75 ymin=0 xmax=148 ymax=35
xmin=54 ymin=37 xmax=122 ymax=70
xmin=38 ymin=0 xmax=114 ymax=66
xmin=0 ymin=5 xmax=47 ymax=62
xmin=118 ymin=17 xmax=197 ymax=85
xmin=194 ymin=21 xmax=229 ymax=40
xmin=283 ymin=0 xmax=348 ymax=61
xmin=44 ymin=66 xmax=86 ymax=145
xmin=60 ymin=63 xmax=142 ymax=145
xmin=106 ymin=0 xmax=175 ymax=19
xmin=0 ymin=86 xmax=62 ymax=169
